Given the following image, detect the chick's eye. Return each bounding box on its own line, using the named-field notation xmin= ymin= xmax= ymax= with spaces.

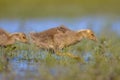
xmin=91 ymin=34 xmax=94 ymax=36
xmin=23 ymin=36 xmax=26 ymax=39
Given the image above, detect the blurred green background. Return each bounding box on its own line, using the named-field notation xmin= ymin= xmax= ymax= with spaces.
xmin=0 ymin=0 xmax=120 ymax=18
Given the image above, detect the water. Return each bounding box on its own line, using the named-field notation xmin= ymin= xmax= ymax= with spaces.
xmin=0 ymin=17 xmax=120 ymax=34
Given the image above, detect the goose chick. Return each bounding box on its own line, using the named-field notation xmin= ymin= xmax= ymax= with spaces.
xmin=0 ymin=29 xmax=28 ymax=46
xmin=29 ymin=25 xmax=97 ymax=60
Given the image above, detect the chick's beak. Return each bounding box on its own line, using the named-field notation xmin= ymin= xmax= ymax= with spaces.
xmin=92 ymin=37 xmax=97 ymax=42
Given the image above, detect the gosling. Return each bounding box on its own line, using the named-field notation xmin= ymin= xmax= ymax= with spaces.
xmin=29 ymin=25 xmax=97 ymax=59
xmin=0 ymin=28 xmax=28 ymax=47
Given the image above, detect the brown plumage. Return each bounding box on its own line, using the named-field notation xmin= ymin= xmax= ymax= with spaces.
xmin=0 ymin=29 xmax=28 ymax=46
xmin=29 ymin=25 xmax=97 ymax=59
